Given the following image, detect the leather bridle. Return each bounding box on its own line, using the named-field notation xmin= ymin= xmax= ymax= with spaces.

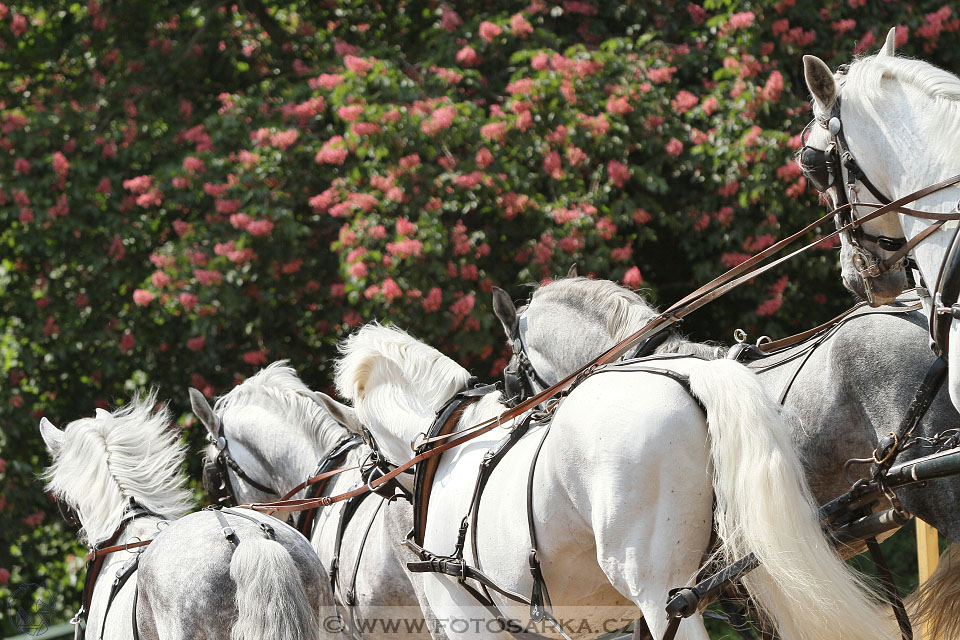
xmin=204 ymin=412 xmax=278 ymax=506
xmin=800 ymin=64 xmax=960 ymax=351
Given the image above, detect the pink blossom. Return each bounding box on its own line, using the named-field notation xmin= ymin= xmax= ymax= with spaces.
xmin=543 ymin=150 xmax=562 ymax=179
xmin=194 ymin=269 xmax=223 ymax=286
xmin=387 ymin=238 xmax=424 ymax=258
xmin=11 ymin=13 xmax=27 ymax=36
xmin=421 ymin=105 xmax=457 ymax=135
xmin=510 ymin=14 xmax=533 ymax=37
xmin=634 ymin=208 xmax=651 ymax=224
xmin=480 ymin=121 xmax=507 ymax=141
xmin=476 ymin=147 xmax=494 ymax=168
xmin=605 ymin=96 xmax=633 ymax=115
xmin=701 ymin=96 xmax=719 ymax=116
xmin=204 ymin=183 xmax=228 ymax=197
xmin=622 ymin=266 xmax=643 ymax=288
xmin=454 ymin=171 xmax=484 ymax=188
xmin=455 ymin=46 xmax=478 ymax=66
xmin=399 ymin=154 xmax=420 ymax=170
xmin=237 ymin=150 xmax=259 ymax=168
xmin=151 ymin=270 xmax=172 ymax=287
xmin=243 ymin=351 xmax=267 ymax=366
xmin=832 ymin=19 xmax=857 ymax=33
xmin=368 ymin=224 xmax=387 ymax=240
xmin=187 ymin=336 xmax=205 ymax=351
xmin=531 ymin=51 xmax=549 ymax=70
xmin=310 ymin=73 xmax=344 ymax=90
xmin=687 ymin=2 xmax=707 ymax=23
xmin=440 ymin=5 xmax=463 ymax=31
xmin=136 ymin=189 xmax=162 ymax=207
xmin=119 ymin=332 xmax=135 ymax=353
xmin=382 ymin=278 xmax=403 ymax=302
xmin=246 ymin=219 xmax=274 ymax=237
xmin=671 ymin=90 xmax=699 ymax=113
xmin=895 ymin=24 xmax=909 ymax=47
xmin=52 ymin=151 xmax=70 ymax=177
xmin=665 ymin=138 xmax=684 ymax=156
xmin=349 ymin=262 xmax=368 ymax=278
xmin=727 ymin=11 xmax=755 ymax=30
xmin=23 ymin=511 xmax=45 ymax=527
xmin=607 ymin=160 xmax=630 ymax=187
xmin=479 ymin=21 xmax=503 ymax=43
xmin=422 ymin=287 xmax=443 ymax=312
xmin=315 ymin=136 xmax=349 ymax=164
xmin=396 ymin=218 xmax=417 ymax=236
xmin=133 ymin=289 xmax=155 ymax=306
xmin=566 ymin=146 xmax=587 ymax=167
xmin=123 ymin=175 xmax=153 ymax=194
xmin=506 ymin=78 xmax=535 ymax=95
xmin=647 ymin=66 xmax=677 ymax=83
xmin=338 ymin=105 xmax=364 ymax=122
xmin=552 ymin=207 xmax=580 ymax=224
xmin=0 ymin=568 xmax=6 ymax=587
xmin=270 ymin=129 xmax=299 ymax=150
xmin=450 ymin=294 xmax=475 ymax=317
xmin=13 ymin=158 xmax=29 ymax=174
xmin=182 ymin=156 xmax=204 ymax=173
xmin=179 ymin=293 xmax=198 ymax=311
xmin=762 ymin=71 xmax=784 ymax=103
xmin=611 ymin=245 xmax=632 ymax=262
xmin=344 ymin=55 xmax=372 ymax=73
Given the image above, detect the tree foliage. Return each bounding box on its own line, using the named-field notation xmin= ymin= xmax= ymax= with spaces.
xmin=2 ymin=0 xmax=957 ymax=631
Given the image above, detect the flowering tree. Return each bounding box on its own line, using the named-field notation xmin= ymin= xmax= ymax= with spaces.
xmin=2 ymin=0 xmax=957 ymax=630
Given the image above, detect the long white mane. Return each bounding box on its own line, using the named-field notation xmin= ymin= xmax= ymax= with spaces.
xmin=336 ymin=325 xmax=471 ymax=448
xmin=215 ymin=360 xmax=349 ymax=456
xmin=845 ymin=54 xmax=960 ymax=143
xmin=530 ymin=277 xmax=717 ymax=358
xmin=44 ymin=393 xmax=193 ymax=543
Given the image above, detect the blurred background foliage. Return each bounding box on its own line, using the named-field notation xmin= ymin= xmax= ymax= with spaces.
xmin=2 ymin=0 xmax=958 ymax=632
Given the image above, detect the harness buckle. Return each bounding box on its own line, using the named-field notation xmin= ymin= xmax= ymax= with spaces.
xmin=70 ymin=606 xmax=86 ymax=625
xmin=410 ymin=432 xmax=427 ymax=452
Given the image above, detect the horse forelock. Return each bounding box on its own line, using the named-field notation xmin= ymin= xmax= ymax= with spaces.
xmin=336 ymin=324 xmax=471 ymax=413
xmin=43 ymin=393 xmax=193 ymax=543
xmin=215 ymin=360 xmax=349 ymax=456
xmin=531 ymin=277 xmax=659 ymax=342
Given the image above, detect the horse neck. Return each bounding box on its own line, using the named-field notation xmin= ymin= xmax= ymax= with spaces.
xmin=847 ymin=76 xmax=960 ymax=243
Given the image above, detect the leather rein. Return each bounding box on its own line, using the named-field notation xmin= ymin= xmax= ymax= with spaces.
xmin=243 ymin=174 xmax=960 ymax=517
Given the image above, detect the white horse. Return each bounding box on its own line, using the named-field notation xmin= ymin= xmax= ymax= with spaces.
xmin=189 ymin=362 xmax=441 ymax=639
xmin=492 ymin=275 xmax=960 ymax=640
xmin=40 ymin=394 xmax=329 ymax=640
xmin=333 ymin=323 xmax=895 ymax=640
xmin=800 ymin=29 xmax=960 ymax=413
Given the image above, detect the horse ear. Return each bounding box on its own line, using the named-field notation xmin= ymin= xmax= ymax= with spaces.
xmin=879 ymin=27 xmax=896 ymax=57
xmin=39 ymin=417 xmax=65 ymax=456
xmin=95 ymin=408 xmax=110 ymax=419
xmin=803 ymin=55 xmax=837 ymax=112
xmin=491 ymin=287 xmax=519 ymax=340
xmin=189 ymin=387 xmax=219 ymax=437
xmin=311 ymin=391 xmax=362 ymax=433
xmin=567 ymin=263 xmax=578 ymax=278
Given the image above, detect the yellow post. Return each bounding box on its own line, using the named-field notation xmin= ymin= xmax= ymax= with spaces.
xmin=916 ymin=517 xmax=940 ymax=583
xmin=916 ymin=518 xmax=940 ymax=640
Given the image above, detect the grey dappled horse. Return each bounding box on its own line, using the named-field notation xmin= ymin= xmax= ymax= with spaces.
xmin=492 ymin=276 xmax=960 ymax=636
xmin=41 ymin=394 xmax=330 ymax=640
xmin=190 ymin=362 xmax=442 ymax=640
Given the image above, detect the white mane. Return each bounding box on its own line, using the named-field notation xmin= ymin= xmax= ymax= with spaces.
xmin=530 ymin=277 xmax=717 ymax=358
xmin=215 ymin=360 xmax=349 ymax=456
xmin=44 ymin=393 xmax=194 ymax=543
xmin=336 ymin=324 xmax=471 ymax=410
xmin=845 ymin=54 xmax=960 ymax=137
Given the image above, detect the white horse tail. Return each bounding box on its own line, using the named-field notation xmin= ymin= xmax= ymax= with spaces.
xmin=906 ymin=542 xmax=960 ymax=640
xmin=230 ymin=535 xmax=320 ymax=640
xmin=688 ymin=359 xmax=895 ymax=640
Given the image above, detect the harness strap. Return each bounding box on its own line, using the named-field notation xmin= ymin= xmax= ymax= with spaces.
xmin=99 ymin=554 xmax=140 ymax=640
xmin=291 ymin=434 xmax=363 ymax=538
xmin=931 ymin=223 xmax=960 ymax=354
xmin=865 ymin=537 xmax=913 ymax=640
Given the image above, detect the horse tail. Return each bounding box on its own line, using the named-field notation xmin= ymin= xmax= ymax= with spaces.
xmin=688 ymin=359 xmax=895 ymax=640
xmin=906 ymin=542 xmax=960 ymax=640
xmin=229 ymin=535 xmax=320 ymax=640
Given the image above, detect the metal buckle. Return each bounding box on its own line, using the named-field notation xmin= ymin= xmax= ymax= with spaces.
xmin=70 ymin=606 xmax=85 ymax=625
